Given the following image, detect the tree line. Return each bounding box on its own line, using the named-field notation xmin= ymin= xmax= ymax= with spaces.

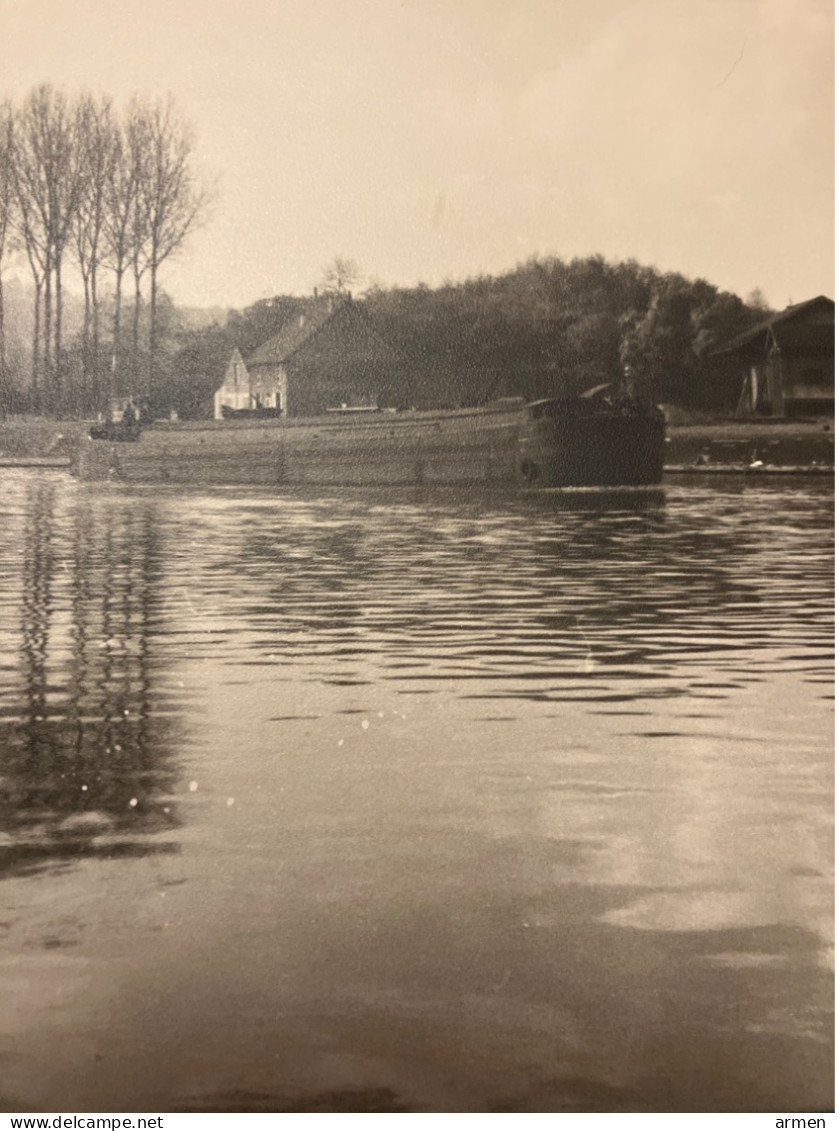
xmin=0 ymin=83 xmax=209 ymax=415
xmin=0 ymin=85 xmax=765 ymax=418
xmin=157 ymin=256 xmax=769 ymax=420
xmin=361 ymin=257 xmax=767 ymax=411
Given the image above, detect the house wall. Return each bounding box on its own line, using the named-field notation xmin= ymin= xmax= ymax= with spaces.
xmin=245 ymin=366 xmax=288 ymax=412
xmin=774 ymin=306 xmax=834 ymax=413
xmin=214 ymin=354 xmax=253 ymax=419
xmin=741 ymin=354 xmax=833 ymax=416
xmin=214 ymin=304 xmax=400 ymax=419
xmin=214 ymin=356 xmax=289 ymax=418
xmin=732 ymin=306 xmax=834 ymax=417
xmin=783 ymin=353 xmax=835 ymax=399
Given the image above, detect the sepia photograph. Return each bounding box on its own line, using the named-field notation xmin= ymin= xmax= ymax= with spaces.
xmin=0 ymin=0 xmax=833 ymax=1118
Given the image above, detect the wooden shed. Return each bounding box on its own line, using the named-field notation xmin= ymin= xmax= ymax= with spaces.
xmin=713 ymin=296 xmax=834 ymax=417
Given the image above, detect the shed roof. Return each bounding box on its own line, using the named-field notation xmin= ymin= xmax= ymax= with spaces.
xmin=713 ymin=295 xmax=834 ymax=355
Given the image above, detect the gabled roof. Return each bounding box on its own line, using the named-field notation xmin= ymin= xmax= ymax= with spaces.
xmin=247 ymin=298 xmax=350 ymax=366
xmin=713 ymin=295 xmax=834 ymax=354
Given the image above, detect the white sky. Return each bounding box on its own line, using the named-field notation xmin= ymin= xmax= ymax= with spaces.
xmin=0 ymin=0 xmax=833 ymax=310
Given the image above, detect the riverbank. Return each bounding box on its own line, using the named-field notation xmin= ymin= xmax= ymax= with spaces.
xmin=0 ymin=414 xmax=833 ymax=474
xmin=0 ymin=418 xmax=87 ymax=460
xmin=664 ymin=419 xmax=834 ymax=474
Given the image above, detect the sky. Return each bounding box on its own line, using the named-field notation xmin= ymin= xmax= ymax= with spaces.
xmin=0 ymin=0 xmax=833 ymax=311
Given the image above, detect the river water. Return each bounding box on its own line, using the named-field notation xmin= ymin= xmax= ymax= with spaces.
xmin=0 ymin=472 xmax=832 ymax=1114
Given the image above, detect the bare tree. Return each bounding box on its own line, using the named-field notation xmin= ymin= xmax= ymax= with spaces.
xmin=126 ymin=99 xmax=151 ymax=395
xmin=10 ymin=85 xmax=86 ymax=409
xmin=4 ymin=85 xmax=211 ymax=416
xmin=102 ymin=110 xmax=140 ymax=401
xmin=131 ymin=96 xmax=211 ymax=401
xmin=52 ymin=95 xmax=87 ymax=405
xmin=0 ymin=101 xmax=15 ymax=407
xmin=321 ymin=256 xmax=361 ymax=296
xmin=8 ymin=103 xmax=49 ymax=406
xmin=74 ymin=94 xmax=118 ymax=408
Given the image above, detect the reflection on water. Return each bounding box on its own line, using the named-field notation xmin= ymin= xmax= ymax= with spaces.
xmin=0 ymin=473 xmax=831 ymax=1113
xmin=0 ymin=479 xmax=181 ymax=877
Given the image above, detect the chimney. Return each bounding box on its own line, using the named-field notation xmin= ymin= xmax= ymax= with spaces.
xmin=313 ymin=286 xmax=318 ymax=299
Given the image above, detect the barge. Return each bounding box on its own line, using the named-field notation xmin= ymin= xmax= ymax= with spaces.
xmin=73 ymin=388 xmax=666 ymax=490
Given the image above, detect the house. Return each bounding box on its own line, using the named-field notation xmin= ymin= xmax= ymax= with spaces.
xmin=213 ymin=296 xmax=399 ymax=420
xmin=213 ymin=349 xmax=254 ymax=416
xmin=713 ymin=296 xmax=834 ymax=417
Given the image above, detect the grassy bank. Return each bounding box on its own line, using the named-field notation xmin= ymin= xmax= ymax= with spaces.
xmin=0 ymin=417 xmax=87 ymax=459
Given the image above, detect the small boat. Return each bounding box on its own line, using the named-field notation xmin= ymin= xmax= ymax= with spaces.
xmin=88 ymin=420 xmax=141 ymax=443
xmin=73 ymin=385 xmax=665 ymax=489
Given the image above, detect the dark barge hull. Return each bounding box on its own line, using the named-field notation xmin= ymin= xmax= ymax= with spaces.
xmin=518 ymin=400 xmax=665 ymax=487
xmin=73 ymin=399 xmax=666 ymax=490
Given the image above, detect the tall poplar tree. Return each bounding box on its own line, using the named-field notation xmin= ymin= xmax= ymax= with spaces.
xmin=10 ymin=85 xmax=86 ymax=409
xmin=74 ymin=94 xmax=118 ymax=408
xmin=0 ymin=102 xmax=15 ymax=409
xmin=132 ymin=96 xmax=210 ymax=401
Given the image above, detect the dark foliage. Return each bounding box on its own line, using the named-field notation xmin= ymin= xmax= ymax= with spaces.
xmin=162 ymin=255 xmax=767 ymax=418
xmin=166 ymin=322 xmax=234 ymax=419
xmin=362 ymin=256 xmax=766 ymax=411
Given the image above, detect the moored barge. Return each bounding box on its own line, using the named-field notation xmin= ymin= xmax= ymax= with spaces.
xmin=73 ymin=388 xmax=666 ymax=490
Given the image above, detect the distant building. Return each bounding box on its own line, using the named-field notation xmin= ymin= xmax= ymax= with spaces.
xmin=713 ymin=296 xmax=834 ymax=417
xmin=213 ymin=296 xmax=399 ymax=420
xmin=213 ymin=349 xmax=253 ymax=416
